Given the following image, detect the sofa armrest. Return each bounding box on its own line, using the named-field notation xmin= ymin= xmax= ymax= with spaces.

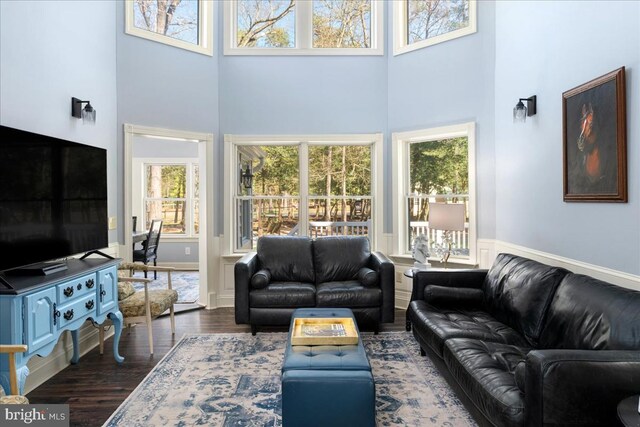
xmin=370 ymin=252 xmax=395 ymax=323
xmin=524 ymin=349 xmax=640 ymax=427
xmin=234 ymin=252 xmax=260 ymax=324
xmin=424 ymin=285 xmax=483 ymax=308
xmin=411 ymin=269 xmax=487 ymax=303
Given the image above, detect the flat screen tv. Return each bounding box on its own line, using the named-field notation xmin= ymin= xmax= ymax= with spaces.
xmin=0 ymin=125 xmax=108 ymax=274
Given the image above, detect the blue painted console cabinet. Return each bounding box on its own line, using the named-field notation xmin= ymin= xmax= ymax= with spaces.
xmin=0 ymin=258 xmax=124 ymax=394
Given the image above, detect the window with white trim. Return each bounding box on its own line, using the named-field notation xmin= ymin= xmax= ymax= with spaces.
xmin=392 ymin=122 xmax=476 ymax=264
xmin=225 ymin=134 xmax=383 ymax=253
xmin=393 ymin=0 xmax=477 ymax=56
xmin=224 ymin=0 xmax=384 ymax=55
xmin=140 ymin=161 xmax=200 ymax=237
xmin=125 ymin=0 xmax=213 ymax=56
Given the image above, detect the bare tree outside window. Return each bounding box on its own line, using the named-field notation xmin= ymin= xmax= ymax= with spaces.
xmin=237 ymin=0 xmax=296 ymax=48
xmin=133 ymin=0 xmax=199 ymax=44
xmin=313 ymin=1 xmax=371 ymax=48
xmin=407 ymin=0 xmax=469 ymax=44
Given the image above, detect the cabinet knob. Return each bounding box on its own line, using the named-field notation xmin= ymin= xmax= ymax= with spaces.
xmin=77 ymin=283 xmax=82 ymax=290
xmin=86 ymin=279 xmax=95 ymax=289
xmin=85 ymin=300 xmax=94 ymax=310
xmin=63 ymin=309 xmax=74 ymax=321
xmin=63 ymin=286 xmax=74 ymax=297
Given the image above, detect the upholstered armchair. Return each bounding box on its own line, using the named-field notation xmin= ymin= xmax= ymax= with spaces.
xmin=0 ymin=344 xmax=28 ymax=404
xmin=99 ymin=263 xmax=177 ymax=355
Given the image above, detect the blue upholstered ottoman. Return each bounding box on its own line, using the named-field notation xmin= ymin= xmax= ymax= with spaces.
xmin=281 ymin=308 xmax=376 ymax=427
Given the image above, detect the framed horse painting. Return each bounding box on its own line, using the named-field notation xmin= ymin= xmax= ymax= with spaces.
xmin=562 ymin=67 xmax=627 ymax=202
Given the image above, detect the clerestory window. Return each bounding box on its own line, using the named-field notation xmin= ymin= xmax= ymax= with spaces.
xmin=224 ymin=0 xmax=384 ymax=55
xmin=125 ymin=0 xmax=213 ymax=56
xmin=393 ymin=0 xmax=477 ymax=56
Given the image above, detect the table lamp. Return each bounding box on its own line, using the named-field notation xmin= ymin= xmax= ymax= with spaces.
xmin=428 ymin=203 xmax=465 ymax=268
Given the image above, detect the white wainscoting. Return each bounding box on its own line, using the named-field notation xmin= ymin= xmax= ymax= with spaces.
xmin=492 ymin=240 xmax=640 ymax=292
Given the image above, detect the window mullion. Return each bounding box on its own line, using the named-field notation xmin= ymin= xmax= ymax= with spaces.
xmin=299 ymin=142 xmax=309 ymax=236
xmin=297 ymin=0 xmax=312 ymax=49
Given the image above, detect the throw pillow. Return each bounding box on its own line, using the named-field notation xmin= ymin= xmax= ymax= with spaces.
xmin=251 ymin=269 xmax=272 ymax=289
xmin=357 ymin=267 xmax=378 ymax=287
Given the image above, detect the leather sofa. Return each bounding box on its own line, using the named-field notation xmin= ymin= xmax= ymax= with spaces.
xmin=235 ymin=236 xmax=394 ymax=334
xmin=407 ymin=253 xmax=640 ymax=427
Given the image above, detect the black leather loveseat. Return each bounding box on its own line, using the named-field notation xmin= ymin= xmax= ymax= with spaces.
xmin=407 ymin=253 xmax=640 ymax=427
xmin=235 ymin=235 xmax=394 ymax=334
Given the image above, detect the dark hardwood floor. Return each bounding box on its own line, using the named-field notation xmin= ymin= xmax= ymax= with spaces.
xmin=26 ymin=307 xmax=407 ymax=427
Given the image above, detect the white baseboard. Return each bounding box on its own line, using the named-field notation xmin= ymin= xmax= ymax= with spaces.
xmin=24 ymin=323 xmax=114 ymax=394
xmin=156 ymin=262 xmax=199 ymax=270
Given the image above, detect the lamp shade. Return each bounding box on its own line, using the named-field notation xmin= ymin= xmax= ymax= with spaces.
xmin=429 ymin=203 xmax=465 ymax=231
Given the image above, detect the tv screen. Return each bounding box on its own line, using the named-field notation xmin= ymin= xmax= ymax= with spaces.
xmin=0 ymin=125 xmax=108 ymax=272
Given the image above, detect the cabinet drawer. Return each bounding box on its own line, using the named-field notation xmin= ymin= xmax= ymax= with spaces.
xmin=56 ymin=273 xmax=96 ymax=303
xmin=56 ymin=294 xmax=96 ymax=329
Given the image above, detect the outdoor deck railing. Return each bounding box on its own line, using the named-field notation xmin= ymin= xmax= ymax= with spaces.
xmin=409 ymin=221 xmax=470 ymax=255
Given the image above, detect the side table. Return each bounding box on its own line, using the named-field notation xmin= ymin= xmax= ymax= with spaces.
xmin=618 ymin=395 xmax=640 ymax=427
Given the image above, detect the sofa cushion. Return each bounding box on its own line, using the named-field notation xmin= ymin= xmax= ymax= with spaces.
xmin=409 ymin=299 xmax=528 ymax=357
xmin=313 ymin=236 xmax=371 ymax=284
xmin=257 ymin=236 xmax=315 ymax=283
xmin=443 ymin=338 xmax=528 ymax=427
xmin=316 ymin=281 xmax=381 ymax=308
xmin=482 ymin=253 xmax=569 ymax=346
xmin=539 ymin=273 xmax=640 ymax=350
xmin=250 ymin=282 xmax=316 ymax=308
xmin=357 ymin=267 xmax=378 ymax=287
xmin=251 ymin=269 xmax=271 ymax=289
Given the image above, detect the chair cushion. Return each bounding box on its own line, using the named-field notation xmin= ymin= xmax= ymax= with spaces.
xmin=119 ymin=289 xmax=178 ymax=317
xmin=313 ymin=236 xmax=371 ymax=284
xmin=250 ymin=282 xmax=316 ymax=308
xmin=409 ymin=299 xmax=528 ymax=357
xmin=482 ymin=253 xmax=569 ymax=346
xmin=251 ymin=269 xmax=271 ymax=289
xmin=118 ymin=281 xmax=136 ymax=300
xmin=443 ymin=338 xmax=528 ymax=427
xmin=316 ymin=281 xmax=381 ymax=308
xmin=257 ymin=236 xmax=315 ymax=283
xmin=357 ymin=267 xmax=378 ymax=287
xmin=0 ymin=395 xmax=29 ymax=404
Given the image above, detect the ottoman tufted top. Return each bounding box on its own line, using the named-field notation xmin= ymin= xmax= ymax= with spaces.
xmin=283 ymin=308 xmax=371 ymax=372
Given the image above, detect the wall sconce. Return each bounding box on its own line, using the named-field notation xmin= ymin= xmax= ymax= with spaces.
xmin=240 ymin=164 xmax=253 ymax=189
xmin=71 ymin=97 xmax=96 ymax=124
xmin=513 ymin=95 xmax=537 ymax=123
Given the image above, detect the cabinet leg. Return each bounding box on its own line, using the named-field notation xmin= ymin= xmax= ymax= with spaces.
xmin=70 ymin=329 xmax=80 ymax=364
xmin=109 ymin=310 xmax=125 ymax=364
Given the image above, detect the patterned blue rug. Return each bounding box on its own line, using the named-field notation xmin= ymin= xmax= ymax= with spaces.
xmin=131 ymin=270 xmax=199 ymax=303
xmin=104 ymin=332 xmax=475 ymax=427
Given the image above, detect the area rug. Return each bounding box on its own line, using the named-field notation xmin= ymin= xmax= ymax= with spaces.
xmin=104 ymin=332 xmax=476 ymax=427
xmin=131 ymin=270 xmax=199 ymax=303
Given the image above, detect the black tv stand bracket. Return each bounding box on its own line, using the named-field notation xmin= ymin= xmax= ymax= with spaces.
xmin=80 ymin=250 xmax=114 ymax=260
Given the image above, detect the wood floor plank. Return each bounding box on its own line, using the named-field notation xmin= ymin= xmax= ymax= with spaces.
xmin=26 ymin=307 xmax=407 ymax=427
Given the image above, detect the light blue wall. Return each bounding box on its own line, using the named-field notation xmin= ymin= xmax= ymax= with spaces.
xmin=116 ymin=1 xmax=219 ymax=240
xmin=494 ymin=1 xmax=640 ymax=274
xmin=0 ymin=1 xmax=118 ymax=244
xmin=387 ymin=1 xmax=496 ymax=239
